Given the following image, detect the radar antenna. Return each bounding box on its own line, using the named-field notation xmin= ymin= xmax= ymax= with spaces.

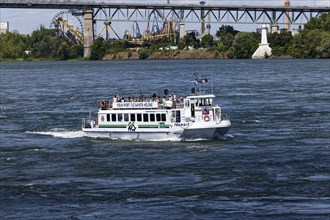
xmin=191 ymin=71 xmax=208 ymax=95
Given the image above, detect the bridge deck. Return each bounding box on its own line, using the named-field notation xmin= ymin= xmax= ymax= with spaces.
xmin=0 ymin=0 xmax=329 ymax=12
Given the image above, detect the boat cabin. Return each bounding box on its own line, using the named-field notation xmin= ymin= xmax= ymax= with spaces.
xmin=96 ymin=93 xmax=221 ymax=126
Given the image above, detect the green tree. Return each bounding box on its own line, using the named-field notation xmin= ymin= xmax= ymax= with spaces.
xmin=304 ymin=12 xmax=330 ymax=31
xmin=286 ymin=12 xmax=330 ymax=58
xmin=138 ymin=49 xmax=150 ymax=60
xmin=0 ymin=31 xmax=29 ymax=59
xmin=68 ymin=44 xmax=83 ymax=59
xmin=228 ymin=32 xmax=259 ymax=59
xmin=183 ymin=32 xmax=199 ymax=49
xmin=90 ymin=37 xmax=107 ymax=60
xmin=268 ymin=30 xmax=293 ymax=57
xmin=201 ymin=34 xmax=214 ymax=48
xmin=29 ymin=25 xmax=66 ymax=59
xmin=215 ymin=25 xmax=238 ymax=53
xmin=269 ymin=30 xmax=293 ymax=47
xmin=217 ymin=33 xmax=234 ymax=52
xmin=316 ymin=32 xmax=330 ymax=58
xmin=58 ymin=42 xmax=69 ymax=60
xmin=288 ymin=29 xmax=330 ymax=58
xmin=216 ymin=25 xmax=239 ymax=37
xmin=177 ymin=40 xmax=185 ymax=50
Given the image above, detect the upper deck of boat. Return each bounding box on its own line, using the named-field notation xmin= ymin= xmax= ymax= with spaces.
xmin=100 ymin=93 xmax=215 ymax=111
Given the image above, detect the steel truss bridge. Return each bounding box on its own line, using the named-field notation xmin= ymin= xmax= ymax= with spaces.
xmin=2 ymin=0 xmax=329 ymax=57
xmin=1 ymin=0 xmax=329 ymax=26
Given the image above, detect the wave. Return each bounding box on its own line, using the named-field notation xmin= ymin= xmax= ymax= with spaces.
xmin=26 ymin=129 xmax=231 ymax=142
xmin=242 ymin=120 xmax=261 ymax=123
xmin=26 ymin=129 xmax=182 ymax=141
xmin=26 ymin=129 xmax=87 ymax=139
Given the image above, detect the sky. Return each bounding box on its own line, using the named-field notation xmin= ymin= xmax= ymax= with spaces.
xmin=0 ymin=0 xmax=329 ymax=36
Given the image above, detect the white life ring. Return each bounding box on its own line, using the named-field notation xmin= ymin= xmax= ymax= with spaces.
xmin=101 ymin=116 xmax=105 ymax=122
xmin=204 ymin=115 xmax=210 ymax=122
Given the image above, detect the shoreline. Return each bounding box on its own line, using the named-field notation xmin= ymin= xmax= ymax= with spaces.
xmin=102 ymin=50 xmax=228 ymax=60
xmin=2 ymin=51 xmax=324 ymax=62
xmin=0 ymin=50 xmax=228 ymax=62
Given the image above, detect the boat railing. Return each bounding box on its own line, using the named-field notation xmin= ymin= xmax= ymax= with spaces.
xmin=99 ymin=99 xmax=185 ymax=110
xmin=222 ymin=114 xmax=230 ymax=120
xmin=82 ymin=118 xmax=97 ymax=128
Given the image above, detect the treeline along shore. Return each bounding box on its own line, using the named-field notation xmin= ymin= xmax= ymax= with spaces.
xmin=1 ymin=13 xmax=329 ymax=61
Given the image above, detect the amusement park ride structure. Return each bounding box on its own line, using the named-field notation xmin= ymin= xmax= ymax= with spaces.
xmin=96 ymin=9 xmax=178 ymax=43
xmin=48 ymin=0 xmax=308 ymax=47
xmin=50 ymin=10 xmax=84 ymax=44
xmin=50 ymin=8 xmax=179 ymax=45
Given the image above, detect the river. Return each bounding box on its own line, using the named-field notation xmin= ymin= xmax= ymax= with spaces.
xmin=0 ymin=59 xmax=329 ymax=219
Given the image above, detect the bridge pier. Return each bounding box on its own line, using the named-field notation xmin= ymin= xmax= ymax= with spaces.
xmin=83 ymin=10 xmax=94 ymax=58
xmin=179 ymin=9 xmax=185 ymax=39
xmin=179 ymin=23 xmax=185 ymax=39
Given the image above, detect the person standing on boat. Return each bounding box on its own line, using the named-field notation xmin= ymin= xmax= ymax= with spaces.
xmin=172 ymin=93 xmax=176 ymax=108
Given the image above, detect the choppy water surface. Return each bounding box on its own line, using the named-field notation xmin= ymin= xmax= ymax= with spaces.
xmin=1 ymin=60 xmax=329 ymax=219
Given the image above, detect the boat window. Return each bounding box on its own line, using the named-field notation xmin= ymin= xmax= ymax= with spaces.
xmin=137 ymin=114 xmax=142 ymax=122
xmin=161 ymin=114 xmax=166 ymax=122
xmin=206 ymin=99 xmax=212 ymax=106
xmin=191 ymin=103 xmax=195 ymax=118
xmin=107 ymin=114 xmax=110 ymax=122
xmin=143 ymin=114 xmax=148 ymax=122
xmin=111 ymin=114 xmax=117 ymax=122
xmin=124 ymin=114 xmax=129 ymax=122
xmin=175 ymin=111 xmax=181 ymax=123
xmin=184 ymin=100 xmax=190 ymax=107
xmin=156 ymin=113 xmax=161 ymax=121
xmin=150 ymin=114 xmax=155 ymax=122
xmin=118 ymin=114 xmax=123 ymax=122
xmin=130 ymin=114 xmax=136 ymax=121
xmin=199 ymin=99 xmax=208 ymax=106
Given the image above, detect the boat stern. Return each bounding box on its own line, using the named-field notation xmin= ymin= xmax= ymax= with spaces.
xmin=180 ymin=119 xmax=231 ymax=140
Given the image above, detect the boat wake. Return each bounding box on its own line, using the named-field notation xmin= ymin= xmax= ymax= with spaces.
xmin=26 ymin=128 xmax=87 ymax=139
xmin=26 ymin=129 xmax=182 ymax=141
xmin=27 ymin=129 xmax=231 ymax=142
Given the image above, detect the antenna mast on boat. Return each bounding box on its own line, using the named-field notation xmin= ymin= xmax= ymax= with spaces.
xmin=211 ymin=71 xmax=214 ymax=95
xmin=191 ymin=70 xmax=208 ymax=95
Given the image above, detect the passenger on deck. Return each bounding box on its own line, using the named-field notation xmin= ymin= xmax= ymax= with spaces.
xmin=162 ymin=96 xmax=166 ymax=106
xmin=172 ymin=93 xmax=176 ymax=108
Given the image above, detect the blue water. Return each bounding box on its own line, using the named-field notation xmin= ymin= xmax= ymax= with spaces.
xmin=1 ymin=59 xmax=329 ymax=219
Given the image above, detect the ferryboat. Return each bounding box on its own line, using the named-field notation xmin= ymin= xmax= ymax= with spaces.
xmin=82 ymin=72 xmax=231 ymax=140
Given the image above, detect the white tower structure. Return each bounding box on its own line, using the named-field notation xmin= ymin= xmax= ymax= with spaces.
xmin=0 ymin=21 xmax=9 ymax=34
xmin=252 ymin=24 xmax=272 ymax=59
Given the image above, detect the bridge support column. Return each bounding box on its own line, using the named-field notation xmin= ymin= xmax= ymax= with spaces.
xmin=179 ymin=9 xmax=185 ymax=39
xmin=84 ymin=10 xmax=94 ymax=58
xmin=179 ymin=22 xmax=185 ymax=39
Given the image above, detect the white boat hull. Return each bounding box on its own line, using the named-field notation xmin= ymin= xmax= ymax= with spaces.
xmin=82 ymin=120 xmax=230 ymax=141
